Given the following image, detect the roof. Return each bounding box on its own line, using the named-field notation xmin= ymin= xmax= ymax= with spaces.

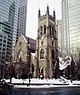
xmin=22 ymin=35 xmax=36 ymax=53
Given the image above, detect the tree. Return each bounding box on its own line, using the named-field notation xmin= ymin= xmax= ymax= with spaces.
xmin=21 ymin=63 xmax=29 ymax=79
xmin=71 ymin=57 xmax=75 ymax=80
xmin=8 ymin=63 xmax=15 ymax=83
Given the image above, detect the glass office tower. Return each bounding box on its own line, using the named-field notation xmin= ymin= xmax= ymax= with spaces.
xmin=16 ymin=0 xmax=27 ymax=42
xmin=62 ymin=0 xmax=69 ymax=55
xmin=0 ymin=0 xmax=18 ymax=78
xmin=0 ymin=0 xmax=18 ymax=61
xmin=62 ymin=0 xmax=80 ymax=59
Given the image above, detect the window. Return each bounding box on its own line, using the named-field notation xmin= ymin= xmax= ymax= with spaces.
xmin=52 ymin=40 xmax=54 ymax=46
xmin=52 ymin=49 xmax=54 ymax=59
xmin=0 ymin=43 xmax=2 ymax=45
xmin=40 ymin=49 xmax=44 ymax=59
xmin=19 ymin=41 xmax=22 ymax=47
xmin=44 ymin=25 xmax=46 ymax=34
xmin=3 ymin=40 xmax=6 ymax=43
xmin=17 ymin=49 xmax=23 ymax=59
xmin=0 ymin=39 xmax=2 ymax=42
xmin=49 ymin=25 xmax=52 ymax=35
xmin=40 ymin=26 xmax=43 ymax=35
xmin=40 ymin=31 xmax=42 ymax=35
xmin=52 ymin=26 xmax=54 ymax=35
xmin=4 ymin=36 xmax=6 ymax=39
xmin=3 ymin=48 xmax=5 ymax=51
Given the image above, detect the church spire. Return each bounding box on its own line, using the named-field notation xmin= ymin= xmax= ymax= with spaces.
xmin=53 ymin=9 xmax=55 ymax=20
xmin=46 ymin=5 xmax=49 ymax=15
xmin=38 ymin=8 xmax=41 ymax=17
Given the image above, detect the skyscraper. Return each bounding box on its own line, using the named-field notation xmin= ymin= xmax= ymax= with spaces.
xmin=0 ymin=0 xmax=18 ymax=78
xmin=16 ymin=0 xmax=27 ymax=42
xmin=62 ymin=0 xmax=80 ymax=58
xmin=56 ymin=20 xmax=62 ymax=53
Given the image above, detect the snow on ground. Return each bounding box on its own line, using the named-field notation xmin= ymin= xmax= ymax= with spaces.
xmin=14 ymin=84 xmax=57 ymax=88
xmin=5 ymin=78 xmax=80 ymax=86
xmin=59 ymin=56 xmax=71 ymax=70
xmin=73 ymin=80 xmax=80 ymax=85
xmin=4 ymin=78 xmax=80 ymax=88
xmin=14 ymin=84 xmax=80 ymax=88
xmin=5 ymin=78 xmax=68 ymax=84
xmin=13 ymin=84 xmax=72 ymax=88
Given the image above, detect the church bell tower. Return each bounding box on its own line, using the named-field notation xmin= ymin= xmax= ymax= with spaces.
xmin=35 ymin=6 xmax=58 ymax=78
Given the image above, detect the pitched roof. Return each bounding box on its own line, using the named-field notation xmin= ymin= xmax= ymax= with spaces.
xmin=22 ymin=34 xmax=36 ymax=53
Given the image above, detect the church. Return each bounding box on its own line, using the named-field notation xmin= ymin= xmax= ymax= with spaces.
xmin=13 ymin=6 xmax=59 ymax=79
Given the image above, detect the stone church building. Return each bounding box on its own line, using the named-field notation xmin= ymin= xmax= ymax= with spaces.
xmin=13 ymin=34 xmax=36 ymax=63
xmin=12 ymin=6 xmax=59 ymax=79
xmin=34 ymin=6 xmax=58 ymax=78
xmin=12 ymin=34 xmax=36 ymax=78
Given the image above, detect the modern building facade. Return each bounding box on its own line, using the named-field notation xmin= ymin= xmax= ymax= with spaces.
xmin=0 ymin=0 xmax=19 ymax=78
xmin=0 ymin=0 xmax=19 ymax=61
xmin=62 ymin=0 xmax=69 ymax=56
xmin=62 ymin=0 xmax=80 ymax=59
xmin=0 ymin=28 xmax=8 ymax=78
xmin=56 ymin=20 xmax=62 ymax=54
xmin=34 ymin=6 xmax=59 ymax=78
xmin=16 ymin=0 xmax=27 ymax=42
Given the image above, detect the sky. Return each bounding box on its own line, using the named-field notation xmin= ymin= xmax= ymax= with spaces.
xmin=26 ymin=0 xmax=62 ymax=39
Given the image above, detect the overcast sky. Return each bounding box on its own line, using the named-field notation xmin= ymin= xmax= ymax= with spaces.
xmin=26 ymin=0 xmax=62 ymax=39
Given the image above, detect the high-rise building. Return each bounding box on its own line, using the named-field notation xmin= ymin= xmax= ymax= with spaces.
xmin=0 ymin=0 xmax=18 ymax=78
xmin=16 ymin=0 xmax=27 ymax=42
xmin=62 ymin=0 xmax=69 ymax=56
xmin=56 ymin=20 xmax=62 ymax=53
xmin=62 ymin=0 xmax=80 ymax=58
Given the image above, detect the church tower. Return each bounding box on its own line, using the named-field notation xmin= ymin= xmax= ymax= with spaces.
xmin=35 ymin=6 xmax=58 ymax=78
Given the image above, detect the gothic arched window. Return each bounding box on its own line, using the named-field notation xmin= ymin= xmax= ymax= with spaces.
xmin=40 ymin=26 xmax=43 ymax=35
xmin=52 ymin=49 xmax=54 ymax=59
xmin=17 ymin=49 xmax=23 ymax=60
xmin=19 ymin=41 xmax=22 ymax=47
xmin=49 ymin=25 xmax=52 ymax=35
xmin=52 ymin=40 xmax=54 ymax=46
xmin=52 ymin=25 xmax=55 ymax=35
xmin=40 ymin=49 xmax=44 ymax=59
xmin=44 ymin=25 xmax=46 ymax=34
